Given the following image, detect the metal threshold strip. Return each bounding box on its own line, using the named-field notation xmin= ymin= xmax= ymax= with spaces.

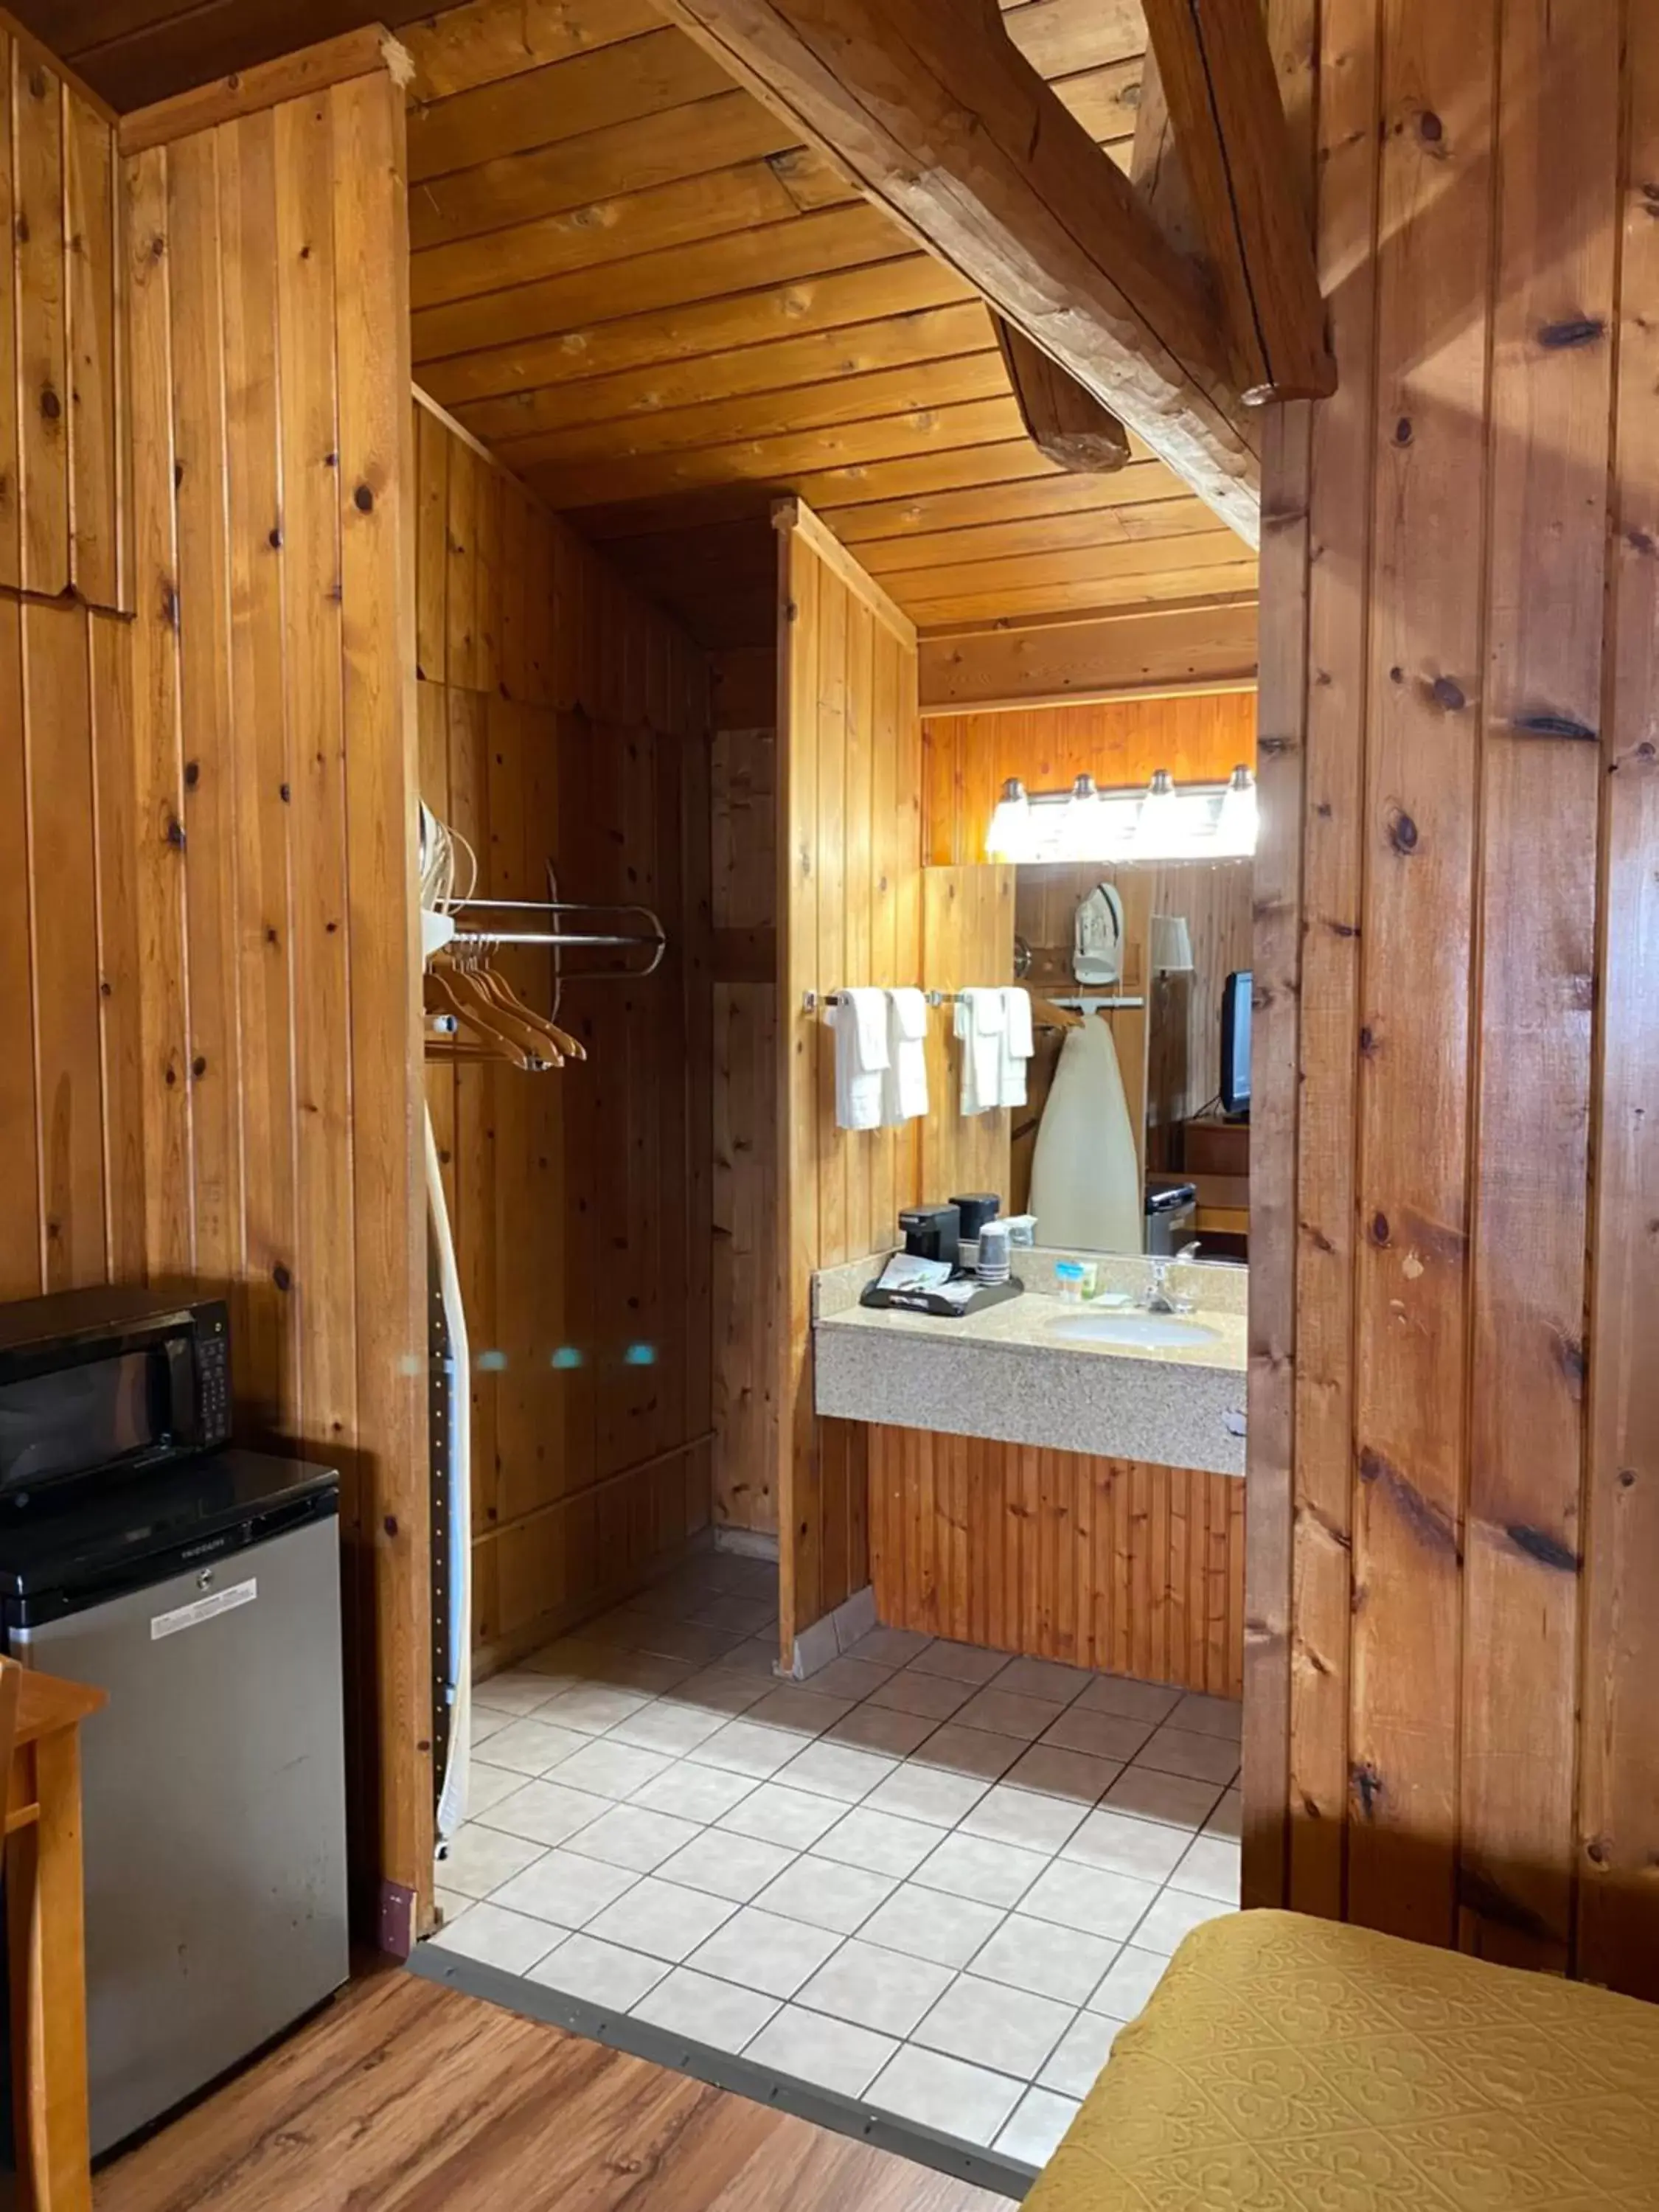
xmin=407 ymin=1942 xmax=1032 ymax=2202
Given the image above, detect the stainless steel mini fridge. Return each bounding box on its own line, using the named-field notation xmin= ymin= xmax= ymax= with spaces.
xmin=0 ymin=1449 xmax=350 ymax=2154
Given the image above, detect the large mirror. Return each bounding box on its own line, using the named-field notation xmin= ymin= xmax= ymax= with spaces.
xmin=1011 ymin=852 xmax=1253 ymax=1262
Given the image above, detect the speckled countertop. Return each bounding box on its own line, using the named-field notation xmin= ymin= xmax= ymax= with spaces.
xmin=813 ymin=1251 xmax=1248 ymax=1478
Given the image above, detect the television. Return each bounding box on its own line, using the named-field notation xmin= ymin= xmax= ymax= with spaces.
xmin=1220 ymin=970 xmax=1251 ymax=1118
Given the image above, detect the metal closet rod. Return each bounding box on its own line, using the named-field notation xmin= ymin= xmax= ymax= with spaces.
xmin=448 ymin=894 xmax=666 ymax=956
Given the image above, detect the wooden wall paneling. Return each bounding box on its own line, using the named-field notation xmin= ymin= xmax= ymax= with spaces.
xmin=1459 ymin=0 xmax=1615 ymax=1974
xmin=123 ymin=142 xmax=193 ymax=1278
xmin=778 ymin=522 xmax=821 ymax=1646
xmin=1579 ymin=3 xmax=1659 ymax=2001
xmin=484 ymin=695 xmax=538 ymax=1541
xmin=63 ymin=85 xmax=118 ymax=605
xmin=23 ymin=602 xmax=105 ymax=1287
xmin=13 ymin=47 xmax=68 ymax=593
xmin=771 ymin=504 xmax=928 ymax=1651
xmin=917 ymin=865 xmax=1015 ymax=1203
xmin=88 ymin=609 xmax=145 ymax=1279
xmin=279 ymin=83 xmax=360 ymax=1465
xmin=813 ymin=550 xmax=847 ymax=1273
xmin=681 ymin=686 xmax=715 ymax=1499
xmin=0 ymin=48 xmax=441 ymax=1935
xmin=0 ymin=37 xmax=122 ymax=605
xmin=842 ymin=599 xmax=874 ymax=1266
xmin=1239 ymin=0 xmax=1313 ymax=1917
xmin=1284 ymin=0 xmax=1375 ymax=1927
xmin=869 ymin=1426 xmax=1244 ymax=1694
xmin=166 ymin=128 xmax=243 ymax=1301
xmin=712 ymin=718 xmax=780 ymax=1537
xmin=654 ymin=720 xmax=693 ymax=1477
xmin=220 ymin=106 xmax=300 ymax=1438
xmin=869 ymin=621 xmax=900 ymax=1257
xmin=0 ymin=31 xmax=16 ymax=589
xmin=327 ymin=67 xmax=429 ymax=1919
xmin=1249 ymin=0 xmax=1659 ymax=2002
xmin=0 ymin=602 xmax=40 ymax=1296
xmin=414 ymin=394 xmax=448 ymax=681
xmin=1345 ymin=0 xmax=1495 ymax=1952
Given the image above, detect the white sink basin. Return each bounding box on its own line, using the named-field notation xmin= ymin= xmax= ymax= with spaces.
xmin=1049 ymin=1311 xmax=1222 ymax=1349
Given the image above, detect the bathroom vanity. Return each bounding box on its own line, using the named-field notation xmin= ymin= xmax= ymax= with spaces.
xmin=811 ymin=1252 xmax=1248 ymax=1695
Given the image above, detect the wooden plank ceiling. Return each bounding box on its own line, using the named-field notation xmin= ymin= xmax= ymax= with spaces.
xmin=399 ymin=0 xmax=1259 ymax=647
xmin=18 ymin=0 xmax=1262 ymax=647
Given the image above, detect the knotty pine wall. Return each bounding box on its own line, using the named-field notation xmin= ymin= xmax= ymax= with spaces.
xmin=0 ymin=24 xmax=130 ymax=1298
xmin=870 ymin=1432 xmax=1244 ymax=1699
xmin=2 ymin=43 xmax=436 ymax=1925
xmin=126 ymin=60 xmax=429 ymax=1925
xmin=922 ymin=691 xmax=1258 ymax=866
xmin=712 ymin=510 xmax=1028 ymax=1659
xmin=711 ymin=690 xmax=781 ymax=1539
xmin=1249 ymin=0 xmax=1659 ymax=2000
xmin=774 ymin=505 xmax=924 ymax=1654
xmin=414 ymin=397 xmax=715 ymax=1670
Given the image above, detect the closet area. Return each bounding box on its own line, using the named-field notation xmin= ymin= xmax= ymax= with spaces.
xmin=412 ymin=397 xmax=715 ymax=1677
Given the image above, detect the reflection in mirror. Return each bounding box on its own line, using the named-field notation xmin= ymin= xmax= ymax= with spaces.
xmin=1011 ymin=858 xmax=1253 ymax=1260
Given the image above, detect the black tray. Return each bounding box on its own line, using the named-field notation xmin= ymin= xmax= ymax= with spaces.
xmin=859 ymin=1274 xmax=1025 ymax=1320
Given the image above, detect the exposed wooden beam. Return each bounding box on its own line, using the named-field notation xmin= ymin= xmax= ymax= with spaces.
xmin=1140 ymin=0 xmax=1334 ymax=401
xmin=1130 ymin=41 xmax=1206 ymax=261
xmin=651 ymin=0 xmax=1262 ymax=546
xmin=993 ymin=317 xmax=1130 ymax=473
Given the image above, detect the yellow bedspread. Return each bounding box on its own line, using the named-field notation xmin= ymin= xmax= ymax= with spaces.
xmin=1025 ymin=1909 xmax=1659 ymax=2211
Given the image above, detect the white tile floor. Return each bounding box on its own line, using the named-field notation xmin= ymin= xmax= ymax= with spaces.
xmin=434 ymin=1551 xmax=1240 ymax=2174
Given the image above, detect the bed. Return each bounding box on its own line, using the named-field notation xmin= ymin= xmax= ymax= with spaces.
xmin=1024 ymin=1908 xmax=1659 ymax=2210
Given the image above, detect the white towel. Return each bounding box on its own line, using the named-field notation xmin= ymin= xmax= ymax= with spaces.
xmin=882 ymin=987 xmax=930 ymax=1123
xmin=998 ymin=986 xmax=1034 ymax=1108
xmin=830 ymin=988 xmax=888 ymax=1130
xmin=953 ymin=987 xmax=1006 ymax=1115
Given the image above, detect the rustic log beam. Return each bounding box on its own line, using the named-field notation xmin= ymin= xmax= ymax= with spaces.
xmin=992 ymin=316 xmax=1131 ymax=473
xmin=1130 ymin=42 xmax=1206 ymax=262
xmin=650 ymin=0 xmax=1262 ymax=545
xmin=1140 ymin=0 xmax=1335 ymax=401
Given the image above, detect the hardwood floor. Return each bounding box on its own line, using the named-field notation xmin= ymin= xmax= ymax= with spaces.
xmin=94 ymin=1969 xmax=1009 ymax=2212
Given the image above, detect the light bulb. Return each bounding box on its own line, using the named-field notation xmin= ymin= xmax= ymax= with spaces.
xmin=986 ymin=776 xmax=1032 ymax=861
xmin=1217 ymin=763 xmax=1258 ymax=855
xmin=1057 ymin=773 xmax=1104 ymax=859
xmin=1136 ymin=768 xmax=1178 ymax=848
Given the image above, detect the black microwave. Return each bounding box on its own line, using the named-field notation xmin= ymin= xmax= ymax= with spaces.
xmin=0 ymin=1284 xmax=232 ymax=1500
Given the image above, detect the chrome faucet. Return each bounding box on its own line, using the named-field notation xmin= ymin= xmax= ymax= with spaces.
xmin=1141 ymin=1242 xmax=1202 ymax=1315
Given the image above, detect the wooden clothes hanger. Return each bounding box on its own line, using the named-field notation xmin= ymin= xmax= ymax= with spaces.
xmin=424 ymin=968 xmax=544 ymax=1068
xmin=467 ymin=961 xmax=585 ymax=1062
xmin=1030 ymin=995 xmax=1087 ymax=1032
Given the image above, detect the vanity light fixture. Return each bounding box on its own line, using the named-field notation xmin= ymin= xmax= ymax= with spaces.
xmin=979 ymin=765 xmax=1259 ymax=863
xmin=985 ymin=776 xmax=1033 ymax=860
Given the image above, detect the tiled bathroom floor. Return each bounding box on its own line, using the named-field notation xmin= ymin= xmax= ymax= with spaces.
xmin=431 ymin=1551 xmax=1241 ymax=2174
